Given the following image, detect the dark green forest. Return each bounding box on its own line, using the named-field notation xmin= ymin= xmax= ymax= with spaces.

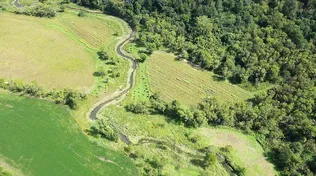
xmin=70 ymin=0 xmax=316 ymax=175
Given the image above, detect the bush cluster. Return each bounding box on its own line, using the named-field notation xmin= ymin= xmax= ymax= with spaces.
xmin=90 ymin=118 xmax=119 ymax=141
xmin=0 ymin=78 xmax=86 ymax=109
xmin=15 ymin=3 xmax=56 ymax=18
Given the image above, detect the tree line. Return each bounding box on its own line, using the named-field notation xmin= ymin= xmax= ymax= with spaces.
xmin=127 ymin=76 xmax=316 ymax=175
xmin=0 ymin=78 xmax=86 ymax=109
xmin=71 ymin=0 xmax=315 ymax=86
xmin=70 ymin=0 xmax=316 ymax=175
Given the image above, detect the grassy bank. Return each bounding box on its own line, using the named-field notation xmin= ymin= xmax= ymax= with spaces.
xmin=100 ymin=106 xmax=276 ymax=175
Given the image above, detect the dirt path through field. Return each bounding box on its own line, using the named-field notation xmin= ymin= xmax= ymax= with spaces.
xmin=62 ymin=7 xmax=138 ymax=122
xmin=88 ymin=30 xmax=137 ymax=121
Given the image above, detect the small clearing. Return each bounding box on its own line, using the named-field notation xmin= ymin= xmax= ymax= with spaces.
xmin=146 ymin=51 xmax=253 ymax=105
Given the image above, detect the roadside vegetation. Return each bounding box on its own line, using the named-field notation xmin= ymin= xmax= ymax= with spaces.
xmin=96 ymin=106 xmax=275 ymax=176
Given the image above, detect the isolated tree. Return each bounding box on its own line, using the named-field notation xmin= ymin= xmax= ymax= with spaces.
xmin=78 ymin=11 xmax=86 ymax=17
xmin=139 ymin=53 xmax=148 ymax=62
xmin=97 ymin=50 xmax=109 ymax=60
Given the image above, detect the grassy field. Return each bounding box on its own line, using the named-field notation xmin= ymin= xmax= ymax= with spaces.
xmin=101 ymin=106 xmax=276 ymax=175
xmin=197 ymin=128 xmax=276 ymax=176
xmin=0 ymin=93 xmax=137 ymax=176
xmin=0 ymin=10 xmax=128 ymax=92
xmin=145 ymin=51 xmax=254 ymax=105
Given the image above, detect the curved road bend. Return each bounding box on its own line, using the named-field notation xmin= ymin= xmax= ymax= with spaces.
xmin=12 ymin=0 xmax=137 ymax=144
xmin=10 ymin=6 xmax=233 ymax=173
xmin=10 ymin=0 xmax=208 ymax=168
xmin=89 ymin=30 xmax=137 ymax=121
xmin=11 ymin=1 xmax=138 ymax=120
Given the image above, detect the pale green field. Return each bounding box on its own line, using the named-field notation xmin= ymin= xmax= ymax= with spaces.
xmin=146 ymin=51 xmax=254 ymax=105
xmin=0 ymin=10 xmax=127 ymax=92
xmin=101 ymin=106 xmax=276 ymax=175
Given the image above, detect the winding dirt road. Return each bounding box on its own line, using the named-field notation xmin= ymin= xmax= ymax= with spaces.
xmin=88 ymin=30 xmax=137 ymax=121
xmin=12 ymin=0 xmax=138 ymax=120
xmin=61 ymin=7 xmax=138 ymax=121
xmin=9 ymin=4 xmax=237 ymax=174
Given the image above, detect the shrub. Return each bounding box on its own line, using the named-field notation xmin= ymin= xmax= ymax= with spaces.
xmin=126 ymin=102 xmax=149 ymax=114
xmin=15 ymin=4 xmax=56 ymax=18
xmin=138 ymin=53 xmax=148 ymax=62
xmin=77 ymin=11 xmax=86 ymax=17
xmin=90 ymin=118 xmax=119 ymax=141
xmin=0 ymin=78 xmax=85 ymax=109
xmin=97 ymin=50 xmax=109 ymax=60
xmin=203 ymin=152 xmax=217 ymax=167
xmin=28 ymin=4 xmax=56 ymax=18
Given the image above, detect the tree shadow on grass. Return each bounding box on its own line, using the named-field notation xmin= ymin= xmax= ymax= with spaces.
xmin=93 ymin=72 xmax=101 ymax=77
xmin=212 ymin=74 xmax=226 ymax=82
xmin=190 ymin=159 xmax=206 ymax=169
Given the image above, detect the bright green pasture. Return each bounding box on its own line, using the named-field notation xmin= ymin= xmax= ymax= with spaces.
xmin=146 ymin=51 xmax=254 ymax=105
xmin=0 ymin=94 xmax=137 ymax=176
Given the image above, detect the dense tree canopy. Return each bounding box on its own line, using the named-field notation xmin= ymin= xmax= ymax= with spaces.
xmin=72 ymin=0 xmax=316 ymax=175
xmin=72 ymin=0 xmax=315 ymax=85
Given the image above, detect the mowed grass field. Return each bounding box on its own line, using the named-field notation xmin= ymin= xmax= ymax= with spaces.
xmin=0 ymin=93 xmax=137 ymax=176
xmin=0 ymin=10 xmax=126 ymax=91
xmin=146 ymin=51 xmax=254 ymax=105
